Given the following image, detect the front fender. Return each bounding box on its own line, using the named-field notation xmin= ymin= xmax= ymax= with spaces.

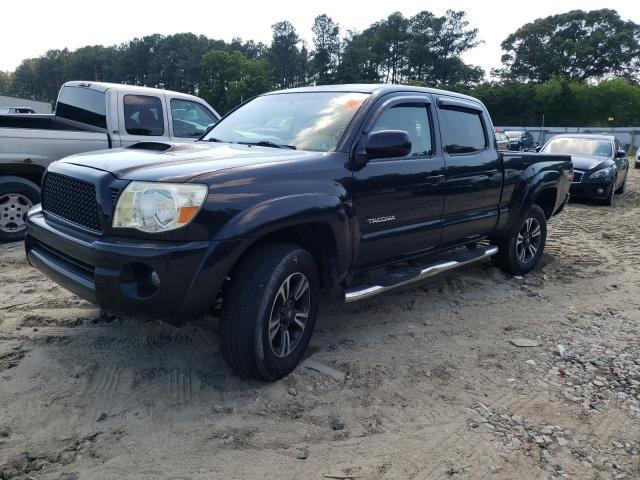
xmin=214 ymin=193 xmax=353 ymax=275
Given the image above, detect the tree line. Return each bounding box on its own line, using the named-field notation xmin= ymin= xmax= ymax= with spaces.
xmin=1 ymin=8 xmax=639 ymax=126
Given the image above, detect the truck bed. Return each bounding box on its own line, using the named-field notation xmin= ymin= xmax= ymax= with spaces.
xmin=0 ymin=114 xmax=88 ymax=131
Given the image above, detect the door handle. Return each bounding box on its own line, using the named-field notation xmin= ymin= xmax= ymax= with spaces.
xmin=426 ymin=174 xmax=445 ymax=184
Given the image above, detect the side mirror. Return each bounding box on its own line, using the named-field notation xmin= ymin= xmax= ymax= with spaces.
xmin=365 ymin=130 xmax=412 ymax=160
xmin=616 ymin=149 xmax=627 ymax=158
xmin=535 ymin=146 xmax=542 ymax=153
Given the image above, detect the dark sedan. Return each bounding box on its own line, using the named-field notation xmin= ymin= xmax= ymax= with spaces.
xmin=541 ymin=134 xmax=629 ymax=206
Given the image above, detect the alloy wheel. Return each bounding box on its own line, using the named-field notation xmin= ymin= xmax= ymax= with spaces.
xmin=268 ymin=272 xmax=311 ymax=358
xmin=515 ymin=217 xmax=542 ymax=264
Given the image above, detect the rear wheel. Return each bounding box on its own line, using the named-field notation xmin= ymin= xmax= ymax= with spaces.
xmin=492 ymin=204 xmax=547 ymax=275
xmin=220 ymin=243 xmax=319 ymax=381
xmin=0 ymin=176 xmax=41 ymax=243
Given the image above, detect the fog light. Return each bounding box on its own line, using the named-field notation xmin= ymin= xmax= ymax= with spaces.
xmin=150 ymin=270 xmax=160 ymax=288
xmin=596 ymin=188 xmax=604 ymax=195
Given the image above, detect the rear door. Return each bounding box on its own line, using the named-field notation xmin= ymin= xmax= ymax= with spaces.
xmin=435 ymin=96 xmax=502 ymax=245
xmin=117 ymin=92 xmax=169 ymax=147
xmin=352 ymin=94 xmax=445 ymax=269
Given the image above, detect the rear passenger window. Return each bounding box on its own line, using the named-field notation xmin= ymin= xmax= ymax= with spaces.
xmin=371 ymin=104 xmax=432 ymax=157
xmin=439 ymin=107 xmax=487 ymax=154
xmin=124 ymin=95 xmax=164 ymax=136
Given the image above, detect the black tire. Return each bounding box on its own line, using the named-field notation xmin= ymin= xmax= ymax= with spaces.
xmin=220 ymin=243 xmax=319 ymax=381
xmin=491 ymin=204 xmax=547 ymax=275
xmin=0 ymin=176 xmax=41 ymax=243
xmin=603 ymin=177 xmax=616 ymax=206
xmin=615 ymin=172 xmax=627 ymax=194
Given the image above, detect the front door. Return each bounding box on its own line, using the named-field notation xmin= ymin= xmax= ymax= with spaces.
xmin=352 ymin=95 xmax=445 ymax=269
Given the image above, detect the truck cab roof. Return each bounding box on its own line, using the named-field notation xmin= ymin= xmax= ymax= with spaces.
xmin=266 ymin=83 xmax=484 ymax=105
xmin=61 ymin=81 xmax=208 ymax=104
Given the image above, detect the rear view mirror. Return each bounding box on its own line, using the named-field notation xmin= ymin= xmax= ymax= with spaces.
xmin=616 ymin=149 xmax=627 ymax=158
xmin=366 ymin=130 xmax=412 ymax=160
xmin=535 ymin=146 xmax=542 ymax=153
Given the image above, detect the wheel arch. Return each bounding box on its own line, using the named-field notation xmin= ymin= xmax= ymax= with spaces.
xmin=0 ymin=163 xmax=46 ymax=189
xmin=213 ymin=194 xmax=354 ymax=288
xmin=531 ymin=186 xmax=557 ymax=219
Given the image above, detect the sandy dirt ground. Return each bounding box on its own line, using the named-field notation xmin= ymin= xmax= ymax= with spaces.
xmin=1 ymin=169 xmax=640 ymax=480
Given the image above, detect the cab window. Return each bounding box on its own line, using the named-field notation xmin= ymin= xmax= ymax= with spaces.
xmin=439 ymin=107 xmax=487 ymax=154
xmin=124 ymin=95 xmax=164 ymax=136
xmin=371 ymin=104 xmax=432 ymax=157
xmin=170 ymin=99 xmax=217 ymax=138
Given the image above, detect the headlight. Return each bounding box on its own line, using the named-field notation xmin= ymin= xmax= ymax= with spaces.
xmin=113 ymin=182 xmax=207 ymax=232
xmin=589 ymin=166 xmax=614 ymax=179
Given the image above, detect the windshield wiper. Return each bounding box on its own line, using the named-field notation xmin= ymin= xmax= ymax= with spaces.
xmin=207 ymin=137 xmax=224 ymax=143
xmin=239 ymin=140 xmax=296 ymax=150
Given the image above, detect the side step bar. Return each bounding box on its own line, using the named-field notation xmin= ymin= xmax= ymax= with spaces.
xmin=344 ymin=245 xmax=498 ymax=303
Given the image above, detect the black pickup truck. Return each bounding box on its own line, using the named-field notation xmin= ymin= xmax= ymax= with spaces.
xmin=25 ymin=84 xmax=572 ymax=380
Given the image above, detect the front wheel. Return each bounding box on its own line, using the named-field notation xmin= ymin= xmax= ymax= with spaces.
xmin=615 ymin=172 xmax=627 ymax=194
xmin=220 ymin=243 xmax=319 ymax=381
xmin=492 ymin=204 xmax=547 ymax=275
xmin=603 ymin=177 xmax=616 ymax=206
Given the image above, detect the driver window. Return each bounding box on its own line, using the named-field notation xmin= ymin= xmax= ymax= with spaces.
xmin=170 ymin=99 xmax=217 ymax=138
xmin=371 ymin=104 xmax=432 ymax=157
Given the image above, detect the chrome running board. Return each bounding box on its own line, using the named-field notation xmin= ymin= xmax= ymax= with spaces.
xmin=343 ymin=245 xmax=498 ymax=303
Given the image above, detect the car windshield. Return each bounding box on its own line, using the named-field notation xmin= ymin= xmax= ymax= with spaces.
xmin=543 ymin=138 xmax=612 ymax=157
xmin=504 ymin=131 xmax=524 ymax=139
xmin=201 ymin=92 xmax=369 ymax=152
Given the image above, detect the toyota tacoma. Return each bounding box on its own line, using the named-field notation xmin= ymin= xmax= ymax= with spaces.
xmin=25 ymin=84 xmax=572 ymax=380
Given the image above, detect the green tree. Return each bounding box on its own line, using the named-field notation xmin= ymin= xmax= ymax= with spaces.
xmin=229 ymin=38 xmax=268 ymax=60
xmin=376 ymin=12 xmax=410 ymax=84
xmin=0 ymin=71 xmax=11 ymax=95
xmin=64 ymin=45 xmax=121 ymax=83
xmin=406 ymin=10 xmax=483 ymax=86
xmin=497 ymin=9 xmax=640 ymax=82
xmin=338 ymin=10 xmax=482 ymax=86
xmin=337 ymin=29 xmax=381 ymax=83
xmin=26 ymin=49 xmax=71 ymax=101
xmin=200 ymin=50 xmax=272 ymax=114
xmin=311 ymin=14 xmax=341 ymax=84
xmin=268 ymin=21 xmax=306 ymax=88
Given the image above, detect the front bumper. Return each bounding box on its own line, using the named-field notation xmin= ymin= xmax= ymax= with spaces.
xmin=569 ymin=180 xmax=612 ymax=199
xmin=25 ymin=205 xmax=244 ymax=320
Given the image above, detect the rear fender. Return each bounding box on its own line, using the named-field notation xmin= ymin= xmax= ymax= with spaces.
xmin=496 ymin=166 xmax=561 ymax=237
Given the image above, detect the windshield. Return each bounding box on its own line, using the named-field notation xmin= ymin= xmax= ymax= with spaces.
xmin=504 ymin=131 xmax=524 ymax=139
xmin=201 ymin=92 xmax=369 ymax=152
xmin=543 ymin=138 xmax=612 ymax=157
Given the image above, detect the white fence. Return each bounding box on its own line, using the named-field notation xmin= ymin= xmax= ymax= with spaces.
xmin=495 ymin=126 xmax=640 ymax=151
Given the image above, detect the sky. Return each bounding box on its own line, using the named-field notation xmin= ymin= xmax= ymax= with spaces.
xmin=2 ymin=0 xmax=639 ymax=76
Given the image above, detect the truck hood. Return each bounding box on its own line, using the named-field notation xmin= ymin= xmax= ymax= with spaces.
xmin=568 ymin=155 xmax=610 ymax=172
xmin=59 ymin=142 xmax=320 ymax=182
